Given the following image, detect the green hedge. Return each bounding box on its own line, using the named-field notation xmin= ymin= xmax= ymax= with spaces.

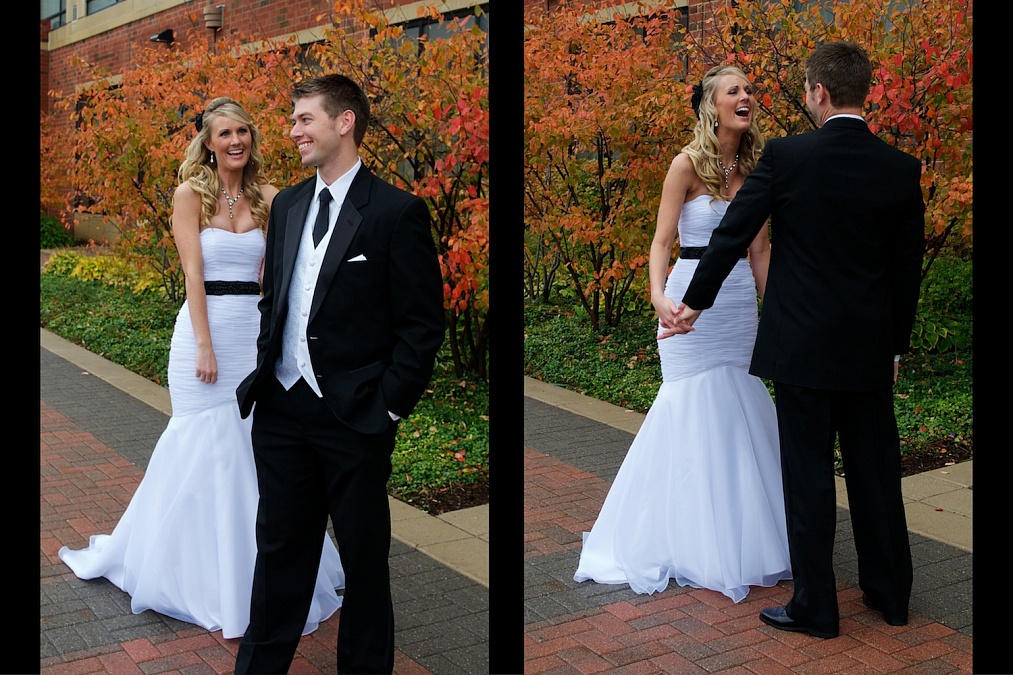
xmin=41 ymin=212 xmax=74 ymax=249
xmin=524 ymin=256 xmax=973 ymax=458
xmin=40 ymin=252 xmax=488 ymax=501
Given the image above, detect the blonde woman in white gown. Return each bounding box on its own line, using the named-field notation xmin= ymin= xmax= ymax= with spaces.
xmin=574 ymin=66 xmax=792 ymax=603
xmin=59 ymin=97 xmax=344 ymax=638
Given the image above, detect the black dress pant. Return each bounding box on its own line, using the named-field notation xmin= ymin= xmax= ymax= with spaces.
xmin=235 ymin=377 xmax=396 ymax=674
xmin=772 ymin=382 xmax=913 ymax=631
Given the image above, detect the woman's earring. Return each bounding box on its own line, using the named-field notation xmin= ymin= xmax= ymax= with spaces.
xmin=713 ymin=120 xmax=719 ymax=131
xmin=209 ymin=152 xmax=216 ymax=166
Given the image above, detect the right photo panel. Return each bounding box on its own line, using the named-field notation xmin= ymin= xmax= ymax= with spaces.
xmin=522 ymin=0 xmax=974 ymax=671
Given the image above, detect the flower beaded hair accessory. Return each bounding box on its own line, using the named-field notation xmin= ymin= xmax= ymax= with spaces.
xmin=193 ymin=111 xmax=214 ymax=165
xmin=690 ymin=83 xmax=703 ymax=119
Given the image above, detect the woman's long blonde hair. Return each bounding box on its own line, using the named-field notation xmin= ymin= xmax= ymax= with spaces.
xmin=682 ymin=65 xmax=764 ymax=202
xmin=177 ymin=97 xmax=270 ymax=230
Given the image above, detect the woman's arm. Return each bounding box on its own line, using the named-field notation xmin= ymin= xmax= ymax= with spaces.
xmin=172 ymin=182 xmax=217 ymax=384
xmin=650 ymin=154 xmax=695 ymax=331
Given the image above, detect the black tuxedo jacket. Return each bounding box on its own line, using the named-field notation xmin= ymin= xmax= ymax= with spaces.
xmin=682 ymin=117 xmax=925 ymax=391
xmin=237 ymin=164 xmax=445 ymax=433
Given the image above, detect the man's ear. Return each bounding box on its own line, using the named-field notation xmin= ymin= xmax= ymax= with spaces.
xmin=815 ymin=82 xmax=829 ymax=106
xmin=338 ymin=110 xmax=356 ymax=138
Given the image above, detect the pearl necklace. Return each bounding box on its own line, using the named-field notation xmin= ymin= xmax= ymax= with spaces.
xmin=718 ymin=154 xmax=739 ymax=191
xmin=222 ymin=187 xmax=243 ymax=220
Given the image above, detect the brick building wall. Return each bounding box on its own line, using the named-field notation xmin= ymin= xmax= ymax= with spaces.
xmin=521 ymin=1 xmax=712 ymax=39
xmin=44 ymin=1 xmax=334 ymax=111
xmin=686 ymin=0 xmax=719 ymax=35
xmin=42 ymin=0 xmax=470 ymax=116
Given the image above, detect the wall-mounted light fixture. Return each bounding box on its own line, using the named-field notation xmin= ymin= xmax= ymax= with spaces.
xmin=149 ymin=28 xmax=175 ymax=44
xmin=204 ymin=5 xmax=224 ymax=30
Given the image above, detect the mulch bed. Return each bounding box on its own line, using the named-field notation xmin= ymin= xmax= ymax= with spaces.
xmin=396 ymin=480 xmax=490 ymax=517
xmin=899 ymin=438 xmax=972 ymax=478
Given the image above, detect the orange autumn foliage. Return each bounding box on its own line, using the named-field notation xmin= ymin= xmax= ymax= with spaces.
xmin=525 ymin=1 xmax=687 ymax=329
xmin=44 ymin=29 xmax=309 ymax=300
xmin=524 ymin=0 xmax=972 ymax=329
xmin=40 ymin=1 xmax=490 ymax=380
xmin=310 ymin=0 xmax=489 ymax=379
xmin=692 ymin=0 xmax=972 ymax=275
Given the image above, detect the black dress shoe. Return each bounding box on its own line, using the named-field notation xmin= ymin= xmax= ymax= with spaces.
xmin=759 ymin=605 xmax=839 ymax=639
xmin=861 ymin=594 xmax=908 ymax=626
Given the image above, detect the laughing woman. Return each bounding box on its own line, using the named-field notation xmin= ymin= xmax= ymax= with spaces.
xmin=574 ymin=65 xmax=792 ymax=603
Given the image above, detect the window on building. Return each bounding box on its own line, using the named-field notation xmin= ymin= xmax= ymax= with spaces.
xmin=401 ymin=4 xmax=489 ymax=41
xmin=86 ymin=0 xmax=125 ymax=15
xmin=297 ymin=3 xmax=489 ymax=74
xmin=41 ymin=0 xmax=66 ymax=30
xmin=374 ymin=3 xmax=490 ymax=181
xmin=386 ymin=3 xmax=489 ymax=63
xmin=603 ymin=8 xmax=689 ymax=62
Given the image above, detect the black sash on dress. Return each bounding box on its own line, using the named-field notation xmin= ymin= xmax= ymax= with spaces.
xmin=204 ymin=281 xmax=262 ymax=295
xmin=679 ymin=246 xmax=747 ymax=259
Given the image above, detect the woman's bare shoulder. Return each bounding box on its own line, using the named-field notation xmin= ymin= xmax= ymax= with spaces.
xmin=174 ymin=180 xmax=197 ymax=198
xmin=173 ymin=181 xmax=204 ymax=211
xmin=666 ymin=152 xmax=706 ymax=196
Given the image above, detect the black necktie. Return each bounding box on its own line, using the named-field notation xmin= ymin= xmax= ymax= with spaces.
xmin=313 ymin=188 xmax=332 ymax=247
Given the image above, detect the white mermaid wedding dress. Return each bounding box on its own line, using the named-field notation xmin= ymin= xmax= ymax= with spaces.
xmin=573 ymin=195 xmax=792 ymax=602
xmin=59 ymin=227 xmax=344 ymax=638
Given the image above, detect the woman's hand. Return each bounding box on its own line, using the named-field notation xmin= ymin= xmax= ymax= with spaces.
xmin=652 ymin=294 xmax=679 ymax=331
xmin=195 ymin=344 xmax=218 ymax=384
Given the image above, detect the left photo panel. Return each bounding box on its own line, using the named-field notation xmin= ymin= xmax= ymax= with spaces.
xmin=41 ymin=2 xmax=492 ymax=673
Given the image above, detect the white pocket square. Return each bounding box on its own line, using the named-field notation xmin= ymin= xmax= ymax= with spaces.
xmin=347 ymin=254 xmax=368 ymax=262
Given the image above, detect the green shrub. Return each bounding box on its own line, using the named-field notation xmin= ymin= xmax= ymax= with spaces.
xmin=524 ymin=297 xmax=972 ymax=473
xmin=41 ymin=270 xmax=489 ymax=498
xmin=912 ymin=256 xmax=972 ymax=353
xmin=43 ymin=249 xmax=166 ymax=297
xmin=389 ymin=359 xmax=490 ymax=504
xmin=43 ymin=250 xmax=82 ymax=276
xmin=910 ymin=314 xmax=965 ymax=353
xmin=66 ymin=256 xmax=108 ymax=283
xmin=894 ymin=351 xmax=973 ymax=451
xmin=40 ymin=273 xmax=178 ymax=385
xmin=921 ymin=255 xmax=972 ymax=316
xmin=40 ymin=212 xmax=75 ymax=249
xmin=524 ymin=300 xmax=661 ymax=413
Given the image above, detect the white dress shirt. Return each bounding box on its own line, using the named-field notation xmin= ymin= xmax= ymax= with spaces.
xmin=274 ymin=159 xmax=361 ymax=396
xmin=825 ymin=113 xmax=865 ymax=123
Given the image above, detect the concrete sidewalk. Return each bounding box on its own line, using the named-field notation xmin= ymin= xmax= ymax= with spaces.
xmin=40 ymin=327 xmax=489 ymax=674
xmin=523 ymin=376 xmax=973 ymax=673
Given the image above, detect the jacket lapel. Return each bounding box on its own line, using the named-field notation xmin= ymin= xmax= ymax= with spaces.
xmin=308 ymin=165 xmax=371 ymax=321
xmin=278 ymin=180 xmax=315 ymax=314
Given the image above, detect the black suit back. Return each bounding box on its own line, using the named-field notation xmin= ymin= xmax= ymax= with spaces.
xmin=684 ymin=118 xmax=925 ymax=390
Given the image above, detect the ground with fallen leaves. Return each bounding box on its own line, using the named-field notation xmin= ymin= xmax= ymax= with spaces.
xmin=898 ymin=438 xmax=972 ymax=478
xmin=404 ymin=480 xmax=490 ymax=516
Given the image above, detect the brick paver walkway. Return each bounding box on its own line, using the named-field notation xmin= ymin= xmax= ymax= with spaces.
xmin=41 ymin=344 xmax=488 ymax=674
xmin=523 ymin=397 xmax=974 ymax=674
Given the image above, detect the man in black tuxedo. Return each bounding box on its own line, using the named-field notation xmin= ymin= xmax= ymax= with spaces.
xmin=234 ymin=74 xmax=445 ymax=673
xmin=668 ymin=41 xmax=925 ymax=639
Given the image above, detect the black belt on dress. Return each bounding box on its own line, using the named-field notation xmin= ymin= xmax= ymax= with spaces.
xmin=679 ymin=246 xmax=747 ymax=259
xmin=204 ymin=280 xmax=261 ymax=295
